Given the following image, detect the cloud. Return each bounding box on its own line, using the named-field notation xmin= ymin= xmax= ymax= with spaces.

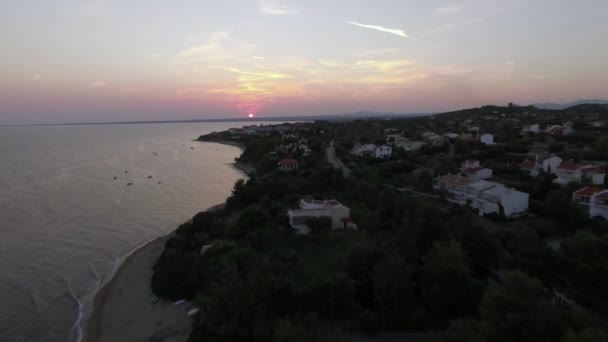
xmin=346 ymin=21 xmax=408 ymax=38
xmin=259 ymin=2 xmax=298 ymax=15
xmin=433 ymin=4 xmax=463 ymax=15
xmin=351 ymin=48 xmax=402 ymax=57
xmin=90 ymin=81 xmax=108 ymax=88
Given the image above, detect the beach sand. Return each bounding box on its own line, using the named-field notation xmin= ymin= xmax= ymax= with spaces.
xmin=85 ymin=235 xmax=193 ymax=342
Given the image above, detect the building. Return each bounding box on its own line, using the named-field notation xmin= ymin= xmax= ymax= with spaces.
xmin=374 ymin=145 xmax=392 ymax=158
xmin=519 ymin=154 xmax=562 ymax=176
xmin=434 ymin=175 xmax=529 ymax=218
xmin=352 ymin=144 xmax=392 ymax=159
xmin=287 ymin=199 xmax=356 ymax=234
xmin=554 ymin=162 xmax=605 ymax=185
xmin=461 ymin=159 xmax=493 ymax=180
xmin=480 ymin=133 xmax=495 ymax=145
xmin=522 ymin=124 xmax=540 ymax=134
xmin=572 ymin=187 xmax=608 ymax=220
xmin=277 ymin=158 xmax=299 ymax=171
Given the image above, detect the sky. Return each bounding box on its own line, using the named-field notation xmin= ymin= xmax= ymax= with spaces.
xmin=1 ymin=0 xmax=607 ymax=124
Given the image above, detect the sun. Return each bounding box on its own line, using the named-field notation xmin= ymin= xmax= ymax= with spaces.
xmin=248 ymin=113 xmax=254 ymax=118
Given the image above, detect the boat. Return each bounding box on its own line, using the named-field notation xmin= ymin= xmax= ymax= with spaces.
xmin=187 ymin=308 xmax=200 ymax=317
xmin=127 ymin=182 xmax=133 ymax=186
xmin=174 ymin=299 xmax=187 ymax=306
xmin=148 ymin=176 xmax=153 ymax=179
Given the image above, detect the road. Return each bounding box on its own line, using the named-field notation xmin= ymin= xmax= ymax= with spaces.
xmin=326 ymin=141 xmax=350 ymax=177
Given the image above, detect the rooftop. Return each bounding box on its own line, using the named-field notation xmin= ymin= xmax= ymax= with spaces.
xmin=574 ymin=186 xmax=605 ymax=197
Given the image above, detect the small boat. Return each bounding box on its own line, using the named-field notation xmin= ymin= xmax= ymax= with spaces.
xmin=127 ymin=182 xmax=133 ymax=186
xmin=174 ymin=299 xmax=187 ymax=306
xmin=153 ymin=152 xmax=158 ymax=156
xmin=148 ymin=176 xmax=153 ymax=179
xmin=113 ymin=176 xmax=117 ymax=180
xmin=187 ymin=308 xmax=200 ymax=317
xmin=158 ymin=181 xmax=162 ymax=184
xmin=149 ymin=295 xmax=158 ymax=304
xmin=190 ymin=147 xmax=194 ymax=150
xmin=125 ymin=171 xmax=128 ymax=174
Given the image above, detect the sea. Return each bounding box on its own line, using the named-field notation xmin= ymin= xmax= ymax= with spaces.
xmin=0 ymin=122 xmax=262 ymax=342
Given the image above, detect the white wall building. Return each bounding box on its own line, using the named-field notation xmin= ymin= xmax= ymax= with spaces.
xmin=480 ymin=133 xmax=495 ymax=145
xmin=572 ymin=187 xmax=608 ymax=220
xmin=461 ymin=160 xmax=493 ymax=180
xmin=554 ymin=163 xmax=605 ymax=185
xmin=288 ymin=199 xmax=355 ymax=234
xmin=519 ymin=154 xmax=562 ymax=176
xmin=434 ymin=175 xmax=529 ymax=218
xmin=374 ymin=145 xmax=392 ymax=159
xmin=522 ymin=124 xmax=540 ymax=134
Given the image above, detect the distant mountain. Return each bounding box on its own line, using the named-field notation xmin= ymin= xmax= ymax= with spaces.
xmin=562 ymin=103 xmax=608 ymax=113
xmin=533 ymin=99 xmax=608 ymax=110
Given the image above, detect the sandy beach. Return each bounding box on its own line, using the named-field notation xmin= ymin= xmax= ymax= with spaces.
xmin=85 ymin=234 xmax=194 ymax=342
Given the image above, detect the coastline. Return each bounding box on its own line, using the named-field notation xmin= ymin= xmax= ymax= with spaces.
xmin=196 ymin=139 xmax=254 ymax=175
xmin=84 ymin=141 xmax=250 ymax=342
xmin=84 ymin=232 xmax=188 ymax=342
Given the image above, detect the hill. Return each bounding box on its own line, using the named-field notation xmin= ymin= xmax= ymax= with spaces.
xmin=533 ymin=99 xmax=608 ymax=110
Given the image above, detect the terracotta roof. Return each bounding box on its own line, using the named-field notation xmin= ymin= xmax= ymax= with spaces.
xmin=464 ymin=166 xmax=486 ymax=174
xmin=582 ymin=167 xmax=605 ymax=175
xmin=558 ymin=162 xmax=586 ymax=171
xmin=574 ymin=187 xmax=604 ymax=197
xmin=519 ymin=160 xmax=536 ymax=169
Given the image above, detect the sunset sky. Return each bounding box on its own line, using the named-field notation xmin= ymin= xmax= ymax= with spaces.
xmin=1 ymin=0 xmax=607 ymax=124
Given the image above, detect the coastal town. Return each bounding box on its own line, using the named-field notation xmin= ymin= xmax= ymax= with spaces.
xmin=148 ymin=103 xmax=608 ymax=341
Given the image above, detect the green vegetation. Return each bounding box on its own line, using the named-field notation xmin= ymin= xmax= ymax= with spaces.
xmin=155 ymin=111 xmax=608 ymax=341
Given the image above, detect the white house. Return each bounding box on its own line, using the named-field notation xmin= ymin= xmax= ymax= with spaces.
xmin=519 ymin=154 xmax=562 ymax=176
xmin=374 ymin=145 xmax=392 ymax=158
xmin=287 ymin=199 xmax=356 ymax=234
xmin=434 ymin=175 xmax=529 ymax=218
xmin=480 ymin=133 xmax=495 ymax=145
xmin=461 ymin=159 xmax=493 ymax=180
xmin=572 ymin=187 xmax=608 ymax=220
xmin=352 ymin=144 xmax=392 ymax=158
xmin=522 ymin=124 xmax=540 ymax=134
xmin=554 ymin=162 xmax=605 ymax=185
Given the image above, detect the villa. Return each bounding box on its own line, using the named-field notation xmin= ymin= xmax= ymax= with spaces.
xmin=287 ymin=199 xmax=356 ymax=234
xmin=519 ymin=153 xmax=562 ymax=176
xmin=434 ymin=175 xmax=529 ymax=218
xmin=461 ymin=159 xmax=493 ymax=180
xmin=572 ymin=187 xmax=608 ymax=220
xmin=554 ymin=162 xmax=605 ymax=185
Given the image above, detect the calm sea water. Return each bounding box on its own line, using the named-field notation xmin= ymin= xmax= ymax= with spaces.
xmin=0 ymin=122 xmax=258 ymax=342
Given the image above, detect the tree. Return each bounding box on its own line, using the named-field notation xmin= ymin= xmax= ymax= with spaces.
xmin=415 ymin=170 xmax=433 ymax=192
xmin=545 ymin=190 xmax=571 ymax=221
xmin=419 ymin=241 xmax=478 ymax=322
xmin=306 ymin=216 xmax=332 ymax=233
xmin=274 ymin=320 xmax=310 ymax=342
xmin=479 ymin=271 xmax=566 ymax=342
xmin=372 ymin=255 xmax=416 ymax=329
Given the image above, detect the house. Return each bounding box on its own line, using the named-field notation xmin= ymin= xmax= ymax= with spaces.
xmin=519 ymin=153 xmax=562 ymax=176
xmin=546 ymin=124 xmax=575 ymax=136
xmin=434 ymin=175 xmax=529 ymax=218
xmin=445 ymin=132 xmax=460 ymax=140
xmin=277 ymin=158 xmax=299 ymax=171
xmin=461 ymin=160 xmax=493 ymax=180
xmin=480 ymin=133 xmax=495 ymax=145
xmin=572 ymin=187 xmax=608 ymax=220
xmin=352 ymin=144 xmax=392 ymax=159
xmin=287 ymin=199 xmax=356 ymax=234
xmin=522 ymin=124 xmax=540 ymax=134
xmin=554 ymin=162 xmax=605 ymax=185
xmin=374 ymin=145 xmax=392 ymax=159
xmin=402 ymin=141 xmax=425 ymax=151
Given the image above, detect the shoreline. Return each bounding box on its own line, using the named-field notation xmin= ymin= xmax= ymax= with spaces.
xmin=196 ymin=139 xmax=255 ymax=175
xmin=84 ymin=141 xmax=250 ymax=342
xmin=84 ymin=231 xmax=193 ymax=342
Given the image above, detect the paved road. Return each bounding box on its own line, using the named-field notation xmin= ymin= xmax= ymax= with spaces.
xmin=326 ymin=141 xmax=350 ymax=177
